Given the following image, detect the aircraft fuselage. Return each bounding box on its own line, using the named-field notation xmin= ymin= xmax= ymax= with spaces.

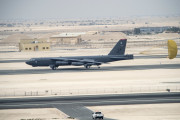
xmin=26 ymin=55 xmax=133 ymax=67
xmin=25 ymin=39 xmax=134 ymax=70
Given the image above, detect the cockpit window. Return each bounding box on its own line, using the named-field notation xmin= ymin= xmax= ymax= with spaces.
xmin=30 ymin=58 xmax=35 ymax=61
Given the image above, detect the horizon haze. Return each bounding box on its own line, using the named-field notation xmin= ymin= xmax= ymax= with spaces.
xmin=0 ymin=0 xmax=180 ymax=20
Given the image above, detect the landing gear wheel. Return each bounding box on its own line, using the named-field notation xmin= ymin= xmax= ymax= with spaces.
xmin=50 ymin=65 xmax=58 ymax=70
xmin=84 ymin=65 xmax=89 ymax=69
xmin=85 ymin=65 xmax=91 ymax=69
xmin=52 ymin=66 xmax=56 ymax=70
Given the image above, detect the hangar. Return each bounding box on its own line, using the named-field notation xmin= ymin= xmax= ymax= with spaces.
xmin=50 ymin=33 xmax=83 ymax=45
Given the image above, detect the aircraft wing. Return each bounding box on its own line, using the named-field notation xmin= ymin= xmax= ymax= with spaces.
xmin=110 ymin=54 xmax=133 ymax=60
xmin=51 ymin=58 xmax=80 ymax=62
xmin=78 ymin=59 xmax=102 ymax=64
xmin=109 ymin=56 xmax=127 ymax=60
xmin=51 ymin=58 xmax=102 ymax=64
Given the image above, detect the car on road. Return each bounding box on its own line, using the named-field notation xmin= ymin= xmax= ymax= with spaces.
xmin=92 ymin=112 xmax=104 ymax=119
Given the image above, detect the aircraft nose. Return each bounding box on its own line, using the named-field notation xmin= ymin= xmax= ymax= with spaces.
xmin=26 ymin=60 xmax=31 ymax=65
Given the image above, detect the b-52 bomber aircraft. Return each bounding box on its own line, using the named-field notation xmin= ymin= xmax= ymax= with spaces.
xmin=26 ymin=39 xmax=133 ymax=70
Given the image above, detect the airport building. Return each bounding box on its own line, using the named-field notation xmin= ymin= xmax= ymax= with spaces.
xmin=139 ymin=27 xmax=170 ymax=34
xmin=19 ymin=38 xmax=50 ymax=52
xmin=50 ymin=33 xmax=84 ymax=45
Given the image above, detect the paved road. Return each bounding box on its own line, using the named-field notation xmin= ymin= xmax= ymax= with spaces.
xmin=0 ymin=93 xmax=180 ymax=120
xmin=55 ymin=104 xmax=115 ymax=120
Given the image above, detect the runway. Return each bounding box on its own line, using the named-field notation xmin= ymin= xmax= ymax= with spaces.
xmin=0 ymin=92 xmax=180 ymax=120
xmin=1 ymin=92 xmax=180 ymax=108
xmin=0 ymin=64 xmax=180 ymax=75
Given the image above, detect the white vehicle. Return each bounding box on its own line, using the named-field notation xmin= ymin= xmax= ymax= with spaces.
xmin=92 ymin=112 xmax=104 ymax=119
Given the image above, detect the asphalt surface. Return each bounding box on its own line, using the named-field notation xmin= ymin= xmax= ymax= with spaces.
xmin=135 ymin=55 xmax=180 ymax=59
xmin=55 ymin=104 xmax=115 ymax=120
xmin=0 ymin=93 xmax=180 ymax=120
xmin=0 ymin=59 xmax=26 ymax=63
xmin=0 ymin=64 xmax=180 ymax=75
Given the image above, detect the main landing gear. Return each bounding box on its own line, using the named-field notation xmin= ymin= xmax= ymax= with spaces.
xmin=84 ymin=65 xmax=101 ymax=69
xmin=84 ymin=65 xmax=91 ymax=69
xmin=50 ymin=65 xmax=58 ymax=70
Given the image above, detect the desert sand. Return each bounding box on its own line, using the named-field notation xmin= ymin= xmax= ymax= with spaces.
xmin=88 ymin=103 xmax=180 ymax=120
xmin=0 ymin=108 xmax=75 ymax=120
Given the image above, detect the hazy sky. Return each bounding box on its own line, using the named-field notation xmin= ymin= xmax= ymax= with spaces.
xmin=0 ymin=0 xmax=180 ymax=20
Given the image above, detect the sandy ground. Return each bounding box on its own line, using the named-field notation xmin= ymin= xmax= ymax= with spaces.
xmin=1 ymin=16 xmax=180 ymax=33
xmin=0 ymin=108 xmax=75 ymax=120
xmin=87 ymin=103 xmax=180 ymax=120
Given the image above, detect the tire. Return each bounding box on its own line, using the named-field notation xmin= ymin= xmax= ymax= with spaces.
xmin=50 ymin=65 xmax=56 ymax=70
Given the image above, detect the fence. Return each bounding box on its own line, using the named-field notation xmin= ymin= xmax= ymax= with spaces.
xmin=1 ymin=39 xmax=180 ymax=52
xmin=0 ymin=86 xmax=180 ymax=97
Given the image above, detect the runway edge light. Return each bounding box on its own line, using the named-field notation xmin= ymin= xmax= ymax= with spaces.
xmin=168 ymin=40 xmax=178 ymax=59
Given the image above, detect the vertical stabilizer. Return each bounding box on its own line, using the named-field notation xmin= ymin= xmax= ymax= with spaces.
xmin=108 ymin=39 xmax=127 ymax=55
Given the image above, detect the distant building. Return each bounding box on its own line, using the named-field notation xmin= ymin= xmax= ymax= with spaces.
xmin=19 ymin=38 xmax=50 ymax=52
xmin=138 ymin=27 xmax=170 ymax=34
xmin=50 ymin=33 xmax=84 ymax=45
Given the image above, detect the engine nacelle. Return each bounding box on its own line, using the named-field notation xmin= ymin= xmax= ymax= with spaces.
xmin=56 ymin=61 xmax=69 ymax=65
xmin=86 ymin=63 xmax=101 ymax=66
xmin=71 ymin=62 xmax=84 ymax=66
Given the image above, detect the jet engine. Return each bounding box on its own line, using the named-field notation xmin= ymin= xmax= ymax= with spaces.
xmin=86 ymin=63 xmax=101 ymax=66
xmin=56 ymin=61 xmax=69 ymax=65
xmin=71 ymin=62 xmax=84 ymax=66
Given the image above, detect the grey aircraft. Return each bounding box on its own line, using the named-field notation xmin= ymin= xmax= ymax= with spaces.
xmin=26 ymin=39 xmax=133 ymax=70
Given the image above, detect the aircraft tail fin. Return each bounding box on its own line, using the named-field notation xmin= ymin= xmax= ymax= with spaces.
xmin=108 ymin=39 xmax=127 ymax=55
